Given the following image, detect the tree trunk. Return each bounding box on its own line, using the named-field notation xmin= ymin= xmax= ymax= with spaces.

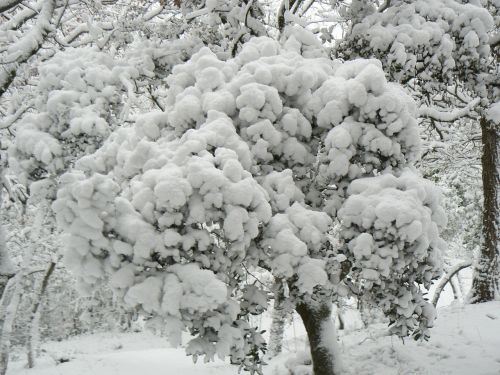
xmin=27 ymin=261 xmax=56 ymax=368
xmin=268 ymin=284 xmax=287 ymax=358
xmin=457 ymin=273 xmax=467 ymax=298
xmin=470 ymin=117 xmax=500 ymax=303
xmin=0 ymin=208 xmax=41 ymax=375
xmin=450 ymin=276 xmax=461 ymax=301
xmin=0 ymin=272 xmax=24 ymax=375
xmin=296 ymin=302 xmax=338 ymax=375
xmin=0 ymin=166 xmax=16 ymax=301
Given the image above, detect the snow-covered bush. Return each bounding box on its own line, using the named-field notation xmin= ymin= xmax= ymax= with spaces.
xmin=54 ymin=28 xmax=445 ymax=372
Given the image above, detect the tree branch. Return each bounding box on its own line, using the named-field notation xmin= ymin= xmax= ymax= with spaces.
xmin=298 ymin=0 xmax=315 ymax=17
xmin=378 ymin=0 xmax=391 ymax=13
xmin=0 ymin=102 xmax=31 ymax=130
xmin=0 ymin=0 xmax=56 ymax=97
xmin=147 ymin=86 xmax=165 ymax=111
xmin=419 ymin=98 xmax=480 ymax=123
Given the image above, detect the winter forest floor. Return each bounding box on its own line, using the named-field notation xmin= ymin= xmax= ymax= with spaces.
xmin=6 ymin=301 xmax=500 ymax=375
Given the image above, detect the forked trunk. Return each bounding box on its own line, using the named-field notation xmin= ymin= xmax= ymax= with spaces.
xmin=470 ymin=117 xmax=500 ymax=303
xmin=296 ymin=302 xmax=338 ymax=375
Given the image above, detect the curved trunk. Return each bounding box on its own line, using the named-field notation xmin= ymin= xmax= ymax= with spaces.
xmin=432 ymin=261 xmax=472 ymax=306
xmin=470 ymin=117 xmax=499 ymax=303
xmin=296 ymin=302 xmax=338 ymax=375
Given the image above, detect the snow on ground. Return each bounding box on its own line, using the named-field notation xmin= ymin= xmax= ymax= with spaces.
xmin=339 ymin=302 xmax=500 ymax=375
xmin=7 ymin=331 xmax=236 ymax=375
xmin=7 ymin=302 xmax=500 ymax=375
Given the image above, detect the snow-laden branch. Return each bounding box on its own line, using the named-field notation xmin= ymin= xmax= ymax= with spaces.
xmin=143 ymin=3 xmax=166 ymax=21
xmin=0 ymin=1 xmax=41 ymax=31
xmin=0 ymin=102 xmax=31 ymax=130
xmin=0 ymin=0 xmax=23 ymax=13
xmin=0 ymin=0 xmax=56 ymax=97
xmin=58 ymin=22 xmax=113 ymax=46
xmin=419 ymin=98 xmax=480 ymax=123
xmin=185 ymin=7 xmax=210 ymax=20
xmin=56 ymin=3 xmax=166 ymax=48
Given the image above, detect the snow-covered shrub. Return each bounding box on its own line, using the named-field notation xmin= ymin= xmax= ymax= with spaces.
xmin=54 ymin=27 xmax=445 ymax=371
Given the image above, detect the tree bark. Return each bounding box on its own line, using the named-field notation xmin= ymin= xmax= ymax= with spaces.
xmin=470 ymin=117 xmax=500 ymax=303
xmin=296 ymin=302 xmax=338 ymax=375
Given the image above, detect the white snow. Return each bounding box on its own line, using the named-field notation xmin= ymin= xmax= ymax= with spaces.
xmin=6 ymin=302 xmax=500 ymax=375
